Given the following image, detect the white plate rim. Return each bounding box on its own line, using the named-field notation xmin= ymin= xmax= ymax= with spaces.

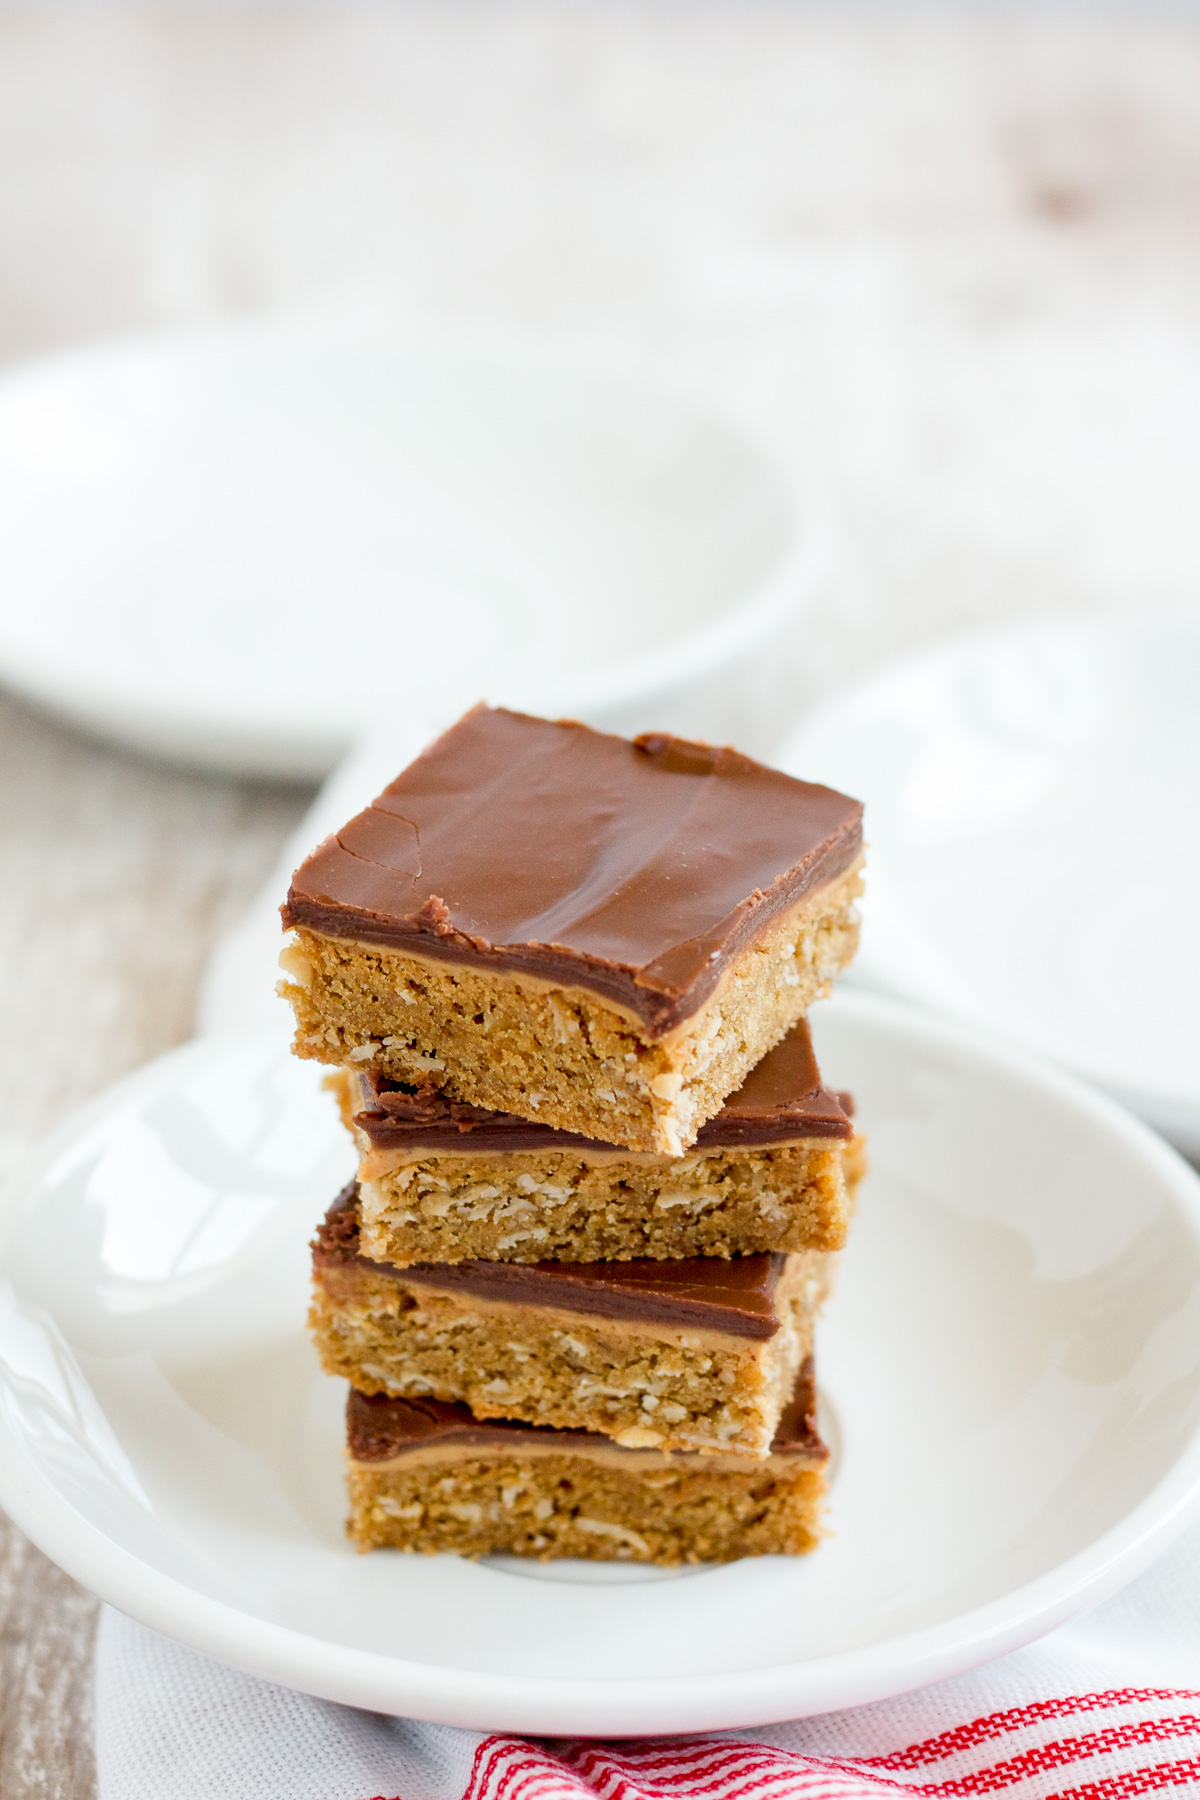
xmin=2 ymin=992 xmax=1200 ymax=1736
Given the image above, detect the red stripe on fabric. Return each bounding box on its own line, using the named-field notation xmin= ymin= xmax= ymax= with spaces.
xmin=449 ymin=1697 xmax=1200 ymax=1800
xmin=469 ymin=1738 xmax=902 ymax=1800
xmin=1051 ymin=1753 xmax=1200 ymax=1800
xmin=569 ymin=1741 xmax=845 ymax=1796
xmin=892 ymin=1717 xmax=1200 ymax=1797
xmin=463 ymin=1736 xmax=513 ymax=1800
xmin=864 ymin=1694 xmax=1200 ymax=1770
xmin=568 ymin=1742 xmax=742 ymax=1793
xmin=578 ymin=1766 xmax=896 ymax=1800
xmin=491 ymin=1761 xmax=585 ymax=1800
xmin=555 ymin=1712 xmax=1200 ymax=1800
xmin=566 ymin=1740 xmax=910 ymax=1799
xmin=571 ymin=1742 xmax=808 ymax=1796
xmin=572 ymin=1740 xmax=882 ymax=1782
xmin=607 ymin=1719 xmax=1200 ymax=1800
xmin=465 ymin=1737 xmax=584 ymax=1800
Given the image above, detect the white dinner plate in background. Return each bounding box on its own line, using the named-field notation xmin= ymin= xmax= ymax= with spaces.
xmin=778 ymin=610 xmax=1200 ymax=1157
xmin=1 ymin=991 xmax=1199 ymax=1734
xmin=0 ymin=318 xmax=816 ymax=777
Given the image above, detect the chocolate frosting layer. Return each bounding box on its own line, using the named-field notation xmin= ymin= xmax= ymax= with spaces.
xmin=282 ymin=706 xmax=862 ymax=1036
xmin=352 ymin=1017 xmax=853 ymax=1153
xmin=315 ymin=1183 xmax=785 ymax=1339
xmin=347 ymin=1357 xmax=825 ymax=1464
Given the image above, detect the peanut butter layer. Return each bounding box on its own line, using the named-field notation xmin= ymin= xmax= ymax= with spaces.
xmin=356 ymin=1139 xmax=857 ymax=1266
xmin=344 ymin=1361 xmax=827 ymax=1561
xmin=350 ymin=1017 xmax=852 ymax=1155
xmin=282 ymin=705 xmax=862 ymax=1038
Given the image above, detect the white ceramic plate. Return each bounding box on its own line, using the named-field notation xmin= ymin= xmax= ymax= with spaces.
xmin=2 ymin=993 xmax=1200 ymax=1734
xmin=778 ymin=611 xmax=1200 ymax=1158
xmin=0 ymin=319 xmax=815 ymax=777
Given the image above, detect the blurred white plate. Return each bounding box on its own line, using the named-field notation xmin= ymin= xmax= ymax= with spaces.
xmin=779 ymin=612 xmax=1200 ymax=1157
xmin=1 ymin=991 xmax=1199 ymax=1735
xmin=0 ymin=319 xmax=815 ymax=777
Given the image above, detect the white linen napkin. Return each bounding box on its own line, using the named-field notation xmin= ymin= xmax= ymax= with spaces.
xmin=96 ymin=1517 xmax=1200 ymax=1799
xmin=93 ymin=731 xmax=1200 ymax=1799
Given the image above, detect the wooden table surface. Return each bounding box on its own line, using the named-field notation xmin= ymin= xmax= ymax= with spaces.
xmin=2 ymin=5 xmax=1199 ymax=1791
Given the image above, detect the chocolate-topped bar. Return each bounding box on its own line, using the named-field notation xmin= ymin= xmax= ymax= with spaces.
xmin=344 ymin=1361 xmax=828 ymax=1561
xmin=284 ymin=708 xmax=861 ymax=1035
xmin=310 ymin=1183 xmax=834 ymax=1456
xmin=329 ymin=1018 xmax=865 ymax=1266
xmin=281 ymin=706 xmax=863 ymax=1153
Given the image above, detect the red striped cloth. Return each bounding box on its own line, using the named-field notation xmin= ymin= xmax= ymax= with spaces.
xmin=457 ymin=1694 xmax=1200 ymax=1800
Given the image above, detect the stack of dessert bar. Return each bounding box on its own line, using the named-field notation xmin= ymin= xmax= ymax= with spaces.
xmin=280 ymin=706 xmax=865 ymax=1566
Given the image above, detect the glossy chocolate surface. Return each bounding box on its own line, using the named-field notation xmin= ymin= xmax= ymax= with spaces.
xmin=351 ymin=1017 xmax=853 ymax=1153
xmin=283 ymin=706 xmax=862 ymax=1035
xmin=314 ymin=1183 xmax=787 ymax=1339
xmin=347 ymin=1357 xmax=825 ymax=1464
